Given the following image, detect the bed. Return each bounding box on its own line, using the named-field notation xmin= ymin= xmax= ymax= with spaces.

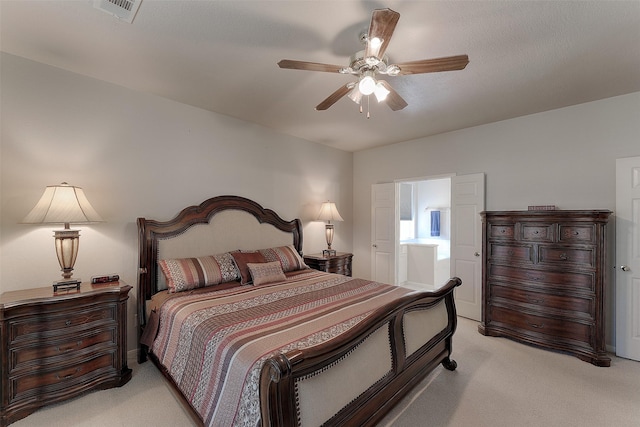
xmin=137 ymin=195 xmax=462 ymax=426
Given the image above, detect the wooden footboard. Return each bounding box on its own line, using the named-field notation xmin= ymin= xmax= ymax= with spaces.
xmin=260 ymin=277 xmax=462 ymax=427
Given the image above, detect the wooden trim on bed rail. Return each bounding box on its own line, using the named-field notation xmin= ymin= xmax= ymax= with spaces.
xmin=260 ymin=277 xmax=462 ymax=427
xmin=137 ymin=195 xmax=303 ymax=363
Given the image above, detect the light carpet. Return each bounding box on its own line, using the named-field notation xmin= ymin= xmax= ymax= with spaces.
xmin=12 ymin=317 xmax=640 ymax=426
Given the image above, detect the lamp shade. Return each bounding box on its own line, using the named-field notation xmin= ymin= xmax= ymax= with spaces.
xmin=22 ymin=182 xmax=103 ymax=225
xmin=316 ymin=202 xmax=344 ymax=223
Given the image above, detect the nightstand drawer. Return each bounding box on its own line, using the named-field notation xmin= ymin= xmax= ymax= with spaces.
xmin=9 ymin=305 xmax=116 ymax=344
xmin=10 ymin=328 xmax=117 ymax=372
xmin=304 ymin=252 xmax=353 ymax=277
xmin=11 ymin=352 xmax=116 ymax=399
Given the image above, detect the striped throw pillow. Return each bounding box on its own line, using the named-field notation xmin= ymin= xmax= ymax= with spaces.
xmin=159 ymin=252 xmax=240 ymax=293
xmin=258 ymin=245 xmax=308 ymax=272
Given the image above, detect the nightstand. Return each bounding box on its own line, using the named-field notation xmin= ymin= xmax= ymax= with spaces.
xmin=304 ymin=252 xmax=353 ymax=276
xmin=0 ymin=282 xmax=132 ymax=426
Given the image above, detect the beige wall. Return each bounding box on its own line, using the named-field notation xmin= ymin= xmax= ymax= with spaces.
xmin=353 ymin=91 xmax=640 ymax=345
xmin=0 ymin=53 xmax=353 ymax=352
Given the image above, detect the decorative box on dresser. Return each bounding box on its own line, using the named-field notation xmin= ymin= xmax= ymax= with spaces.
xmin=0 ymin=282 xmax=132 ymax=426
xmin=303 ymin=252 xmax=353 ymax=277
xmin=478 ymin=210 xmax=611 ymax=366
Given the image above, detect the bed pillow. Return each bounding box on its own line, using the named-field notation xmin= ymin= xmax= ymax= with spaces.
xmin=247 ymin=261 xmax=286 ymax=286
xmin=231 ymin=251 xmax=267 ymax=285
xmin=159 ymin=252 xmax=240 ymax=293
xmin=258 ymin=245 xmax=309 ymax=272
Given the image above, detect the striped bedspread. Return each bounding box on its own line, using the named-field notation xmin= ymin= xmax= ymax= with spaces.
xmin=151 ymin=269 xmax=415 ymax=426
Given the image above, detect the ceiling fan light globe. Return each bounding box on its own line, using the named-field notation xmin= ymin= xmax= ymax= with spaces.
xmin=359 ymin=75 xmax=376 ymax=95
xmin=348 ymin=86 xmax=363 ymax=104
xmin=374 ymin=82 xmax=390 ymax=102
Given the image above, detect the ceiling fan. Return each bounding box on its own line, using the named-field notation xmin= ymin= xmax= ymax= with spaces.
xmin=278 ymin=8 xmax=469 ymax=116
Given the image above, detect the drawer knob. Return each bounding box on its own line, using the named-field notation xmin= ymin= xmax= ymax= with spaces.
xmin=57 ymin=341 xmax=82 ymax=353
xmin=56 ymin=367 xmax=81 ymax=380
xmin=528 ymin=298 xmax=545 ymax=304
xmin=65 ymin=320 xmax=72 ymax=326
xmin=559 ymin=253 xmax=568 ymax=261
xmin=528 ymin=322 xmax=544 ymax=329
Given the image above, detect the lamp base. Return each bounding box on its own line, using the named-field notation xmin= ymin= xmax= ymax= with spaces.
xmin=322 ymin=249 xmax=337 ymax=257
xmin=53 ymin=279 xmax=81 ymax=292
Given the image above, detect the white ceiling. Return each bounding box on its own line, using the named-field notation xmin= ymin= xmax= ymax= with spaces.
xmin=2 ymin=1 xmax=639 ymax=152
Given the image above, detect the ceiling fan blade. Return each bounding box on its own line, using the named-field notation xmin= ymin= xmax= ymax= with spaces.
xmin=278 ymin=59 xmax=344 ymax=73
xmin=393 ymin=55 xmax=469 ymax=75
xmin=379 ymin=81 xmax=408 ymax=111
xmin=365 ymin=8 xmax=400 ymax=59
xmin=315 ymin=84 xmax=353 ymax=110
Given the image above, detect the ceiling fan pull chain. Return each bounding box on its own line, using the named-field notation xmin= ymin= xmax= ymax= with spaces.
xmin=367 ymin=96 xmax=371 ymax=119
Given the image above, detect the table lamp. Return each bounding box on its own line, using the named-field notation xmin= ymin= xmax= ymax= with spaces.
xmin=22 ymin=182 xmax=103 ymax=291
xmin=316 ymin=201 xmax=344 ymax=257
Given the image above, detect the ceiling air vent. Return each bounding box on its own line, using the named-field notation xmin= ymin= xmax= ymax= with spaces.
xmin=93 ymin=0 xmax=142 ymax=23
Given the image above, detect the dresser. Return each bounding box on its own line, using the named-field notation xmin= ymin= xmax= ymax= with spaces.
xmin=478 ymin=210 xmax=611 ymax=366
xmin=0 ymin=282 xmax=132 ymax=426
xmin=304 ymin=252 xmax=353 ymax=276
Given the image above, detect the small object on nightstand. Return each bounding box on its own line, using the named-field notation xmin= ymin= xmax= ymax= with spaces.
xmin=304 ymin=252 xmax=353 ymax=277
xmin=91 ymin=274 xmax=120 ymax=284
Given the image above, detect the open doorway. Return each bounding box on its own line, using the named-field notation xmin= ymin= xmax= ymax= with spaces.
xmin=397 ymin=177 xmax=451 ymax=290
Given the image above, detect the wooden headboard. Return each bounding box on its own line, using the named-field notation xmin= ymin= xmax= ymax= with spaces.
xmin=136 ymin=195 xmax=303 ymax=327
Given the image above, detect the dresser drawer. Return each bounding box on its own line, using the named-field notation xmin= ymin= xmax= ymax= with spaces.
xmin=488 ymin=305 xmax=592 ymax=345
xmin=558 ymin=224 xmax=595 ymax=243
xmin=488 ymin=224 xmax=515 ymax=239
xmin=489 ymin=264 xmax=594 ymax=292
xmin=10 ymin=328 xmax=117 ymax=372
xmin=488 ymin=243 xmax=534 ymax=264
xmin=520 ymin=223 xmax=554 ymax=242
xmin=8 ymin=305 xmax=116 ymax=344
xmin=10 ymin=352 xmax=116 ymax=400
xmin=489 ymin=284 xmax=593 ymax=317
xmin=538 ymin=246 xmax=595 ymax=268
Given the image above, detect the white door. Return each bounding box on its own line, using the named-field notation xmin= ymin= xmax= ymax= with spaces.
xmin=616 ymin=156 xmax=640 ymax=361
xmin=451 ymin=173 xmax=485 ymax=321
xmin=371 ymin=183 xmax=397 ymax=284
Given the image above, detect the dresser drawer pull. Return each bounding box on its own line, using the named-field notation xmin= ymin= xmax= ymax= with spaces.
xmin=559 ymin=253 xmax=568 ymax=260
xmin=65 ymin=320 xmax=72 ymax=326
xmin=528 ymin=322 xmax=544 ymax=329
xmin=526 ymin=274 xmax=542 ymax=281
xmin=57 ymin=341 xmax=83 ymax=353
xmin=528 ymin=298 xmax=545 ymax=304
xmin=56 ymin=367 xmax=81 ymax=380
